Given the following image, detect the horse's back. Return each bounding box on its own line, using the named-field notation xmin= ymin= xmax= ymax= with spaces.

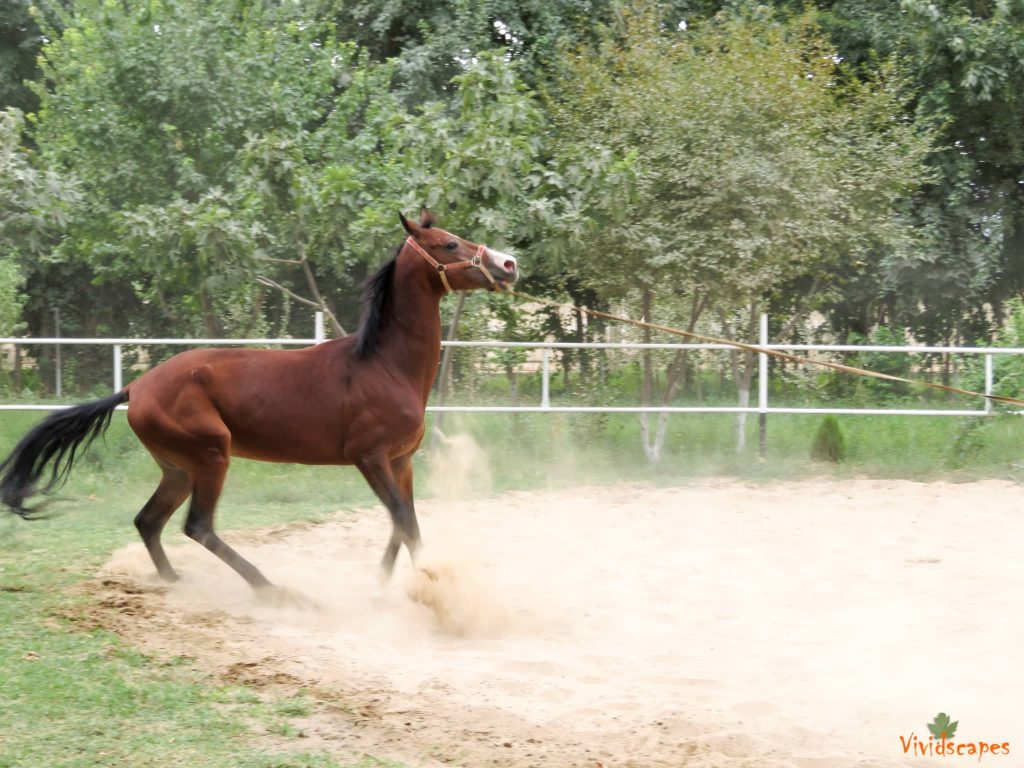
xmin=124 ymin=339 xmax=425 ymax=466
xmin=126 ymin=343 xmax=353 ymax=464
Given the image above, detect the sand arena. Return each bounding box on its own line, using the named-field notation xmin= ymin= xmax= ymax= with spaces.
xmin=93 ymin=471 xmax=1022 ymax=767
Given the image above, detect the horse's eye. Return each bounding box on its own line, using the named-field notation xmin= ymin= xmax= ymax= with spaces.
xmin=445 ymin=240 xmax=458 ymax=251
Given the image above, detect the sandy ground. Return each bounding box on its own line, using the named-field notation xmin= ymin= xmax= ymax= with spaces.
xmin=91 ymin=475 xmax=1023 ymax=768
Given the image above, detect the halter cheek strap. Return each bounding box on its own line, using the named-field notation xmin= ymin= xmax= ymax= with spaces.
xmin=405 ymin=237 xmax=498 ymax=293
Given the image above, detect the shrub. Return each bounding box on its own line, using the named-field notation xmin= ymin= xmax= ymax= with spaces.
xmin=810 ymin=415 xmax=846 ymax=462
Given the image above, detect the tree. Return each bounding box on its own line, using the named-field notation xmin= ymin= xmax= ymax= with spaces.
xmin=30 ymin=1 xmax=369 ymax=336
xmin=549 ymin=3 xmax=931 ymax=460
xmin=238 ymin=53 xmax=408 ymax=335
xmin=0 ymin=107 xmax=80 ymax=333
xmin=888 ymin=1 xmax=1024 ymax=339
xmin=0 ymin=0 xmax=42 ymax=114
xmin=313 ymin=0 xmax=628 ymax=103
xmin=0 ymin=256 xmax=22 ymax=336
xmin=765 ymin=1 xmax=1024 ymax=345
xmin=384 ymin=50 xmax=630 ymax=383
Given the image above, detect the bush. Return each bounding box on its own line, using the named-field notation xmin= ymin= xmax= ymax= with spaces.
xmin=961 ymin=298 xmax=1024 ymax=402
xmin=810 ymin=415 xmax=845 ymax=463
xmin=946 ymin=418 xmax=987 ymax=469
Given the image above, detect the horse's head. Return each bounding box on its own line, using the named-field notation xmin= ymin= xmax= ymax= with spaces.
xmin=400 ymin=209 xmax=519 ymax=293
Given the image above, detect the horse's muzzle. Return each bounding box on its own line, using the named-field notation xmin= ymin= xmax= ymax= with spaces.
xmin=486 ymin=248 xmax=519 ymax=289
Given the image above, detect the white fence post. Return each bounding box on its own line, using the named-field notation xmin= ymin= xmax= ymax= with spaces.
xmin=985 ymin=352 xmax=994 ymax=414
xmin=54 ymin=307 xmax=62 ymax=399
xmin=113 ymin=344 xmax=123 ymax=393
xmin=758 ymin=313 xmax=768 ymax=456
xmin=541 ymin=348 xmax=550 ymax=408
xmin=314 ymin=311 xmax=325 ymax=344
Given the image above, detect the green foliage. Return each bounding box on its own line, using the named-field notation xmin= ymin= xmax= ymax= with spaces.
xmin=0 ymin=254 xmax=24 ymax=335
xmin=810 ymin=415 xmax=846 ymax=463
xmin=23 ymin=1 xmax=629 ymax=340
xmin=317 ymin=0 xmax=624 ymax=103
xmin=0 ymin=0 xmax=42 ymax=114
xmin=6 ymin=0 xmax=1024 ymax=399
xmin=394 ymin=50 xmax=631 ymax=264
xmin=855 ymin=325 xmax=912 ymax=398
xmin=237 ymin=51 xmax=407 ymax=275
xmin=0 ymin=107 xmax=81 ymax=263
xmin=809 ymin=0 xmax=1024 ymax=342
xmin=30 ymin=1 xmax=381 ymax=336
xmin=544 ymin=2 xmax=934 ymax=459
xmin=548 ymin=3 xmax=930 ymax=307
xmin=958 ymin=297 xmax=1024 ymax=402
xmin=0 ymin=106 xmax=82 ymax=339
xmin=947 ymin=417 xmax=987 ymax=469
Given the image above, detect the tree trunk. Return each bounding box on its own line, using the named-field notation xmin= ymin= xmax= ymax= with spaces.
xmin=648 ymin=291 xmax=710 ymax=462
xmin=567 ymin=285 xmax=594 ymax=383
xmin=575 ymin=304 xmax=588 ymax=380
xmin=250 ymin=284 xmax=265 ymax=336
xmin=505 ymin=361 xmax=519 ymax=404
xmin=998 ymin=176 xmax=1024 ymax=302
xmin=721 ymin=305 xmax=758 ymax=454
xmin=734 ymin=368 xmax=753 ymax=453
xmin=199 ymin=288 xmax=225 ymax=337
xmin=639 ymin=287 xmax=658 ymax=463
xmin=297 ymin=242 xmax=345 ymax=337
xmin=13 ymin=344 xmax=22 ymax=391
xmin=591 ymin=291 xmax=609 ymax=392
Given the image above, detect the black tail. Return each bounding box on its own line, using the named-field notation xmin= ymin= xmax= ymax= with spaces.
xmin=0 ymin=391 xmax=128 ymax=518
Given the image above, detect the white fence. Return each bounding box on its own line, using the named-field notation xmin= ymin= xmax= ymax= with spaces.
xmin=0 ymin=313 xmax=1019 ymax=416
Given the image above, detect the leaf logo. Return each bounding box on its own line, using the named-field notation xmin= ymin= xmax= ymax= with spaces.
xmin=928 ymin=712 xmax=959 ymax=740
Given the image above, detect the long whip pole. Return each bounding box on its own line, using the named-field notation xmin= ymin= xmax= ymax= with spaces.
xmin=507 ymin=289 xmax=1024 ymax=408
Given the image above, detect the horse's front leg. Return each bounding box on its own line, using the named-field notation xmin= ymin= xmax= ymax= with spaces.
xmin=355 ymin=452 xmax=421 ymax=579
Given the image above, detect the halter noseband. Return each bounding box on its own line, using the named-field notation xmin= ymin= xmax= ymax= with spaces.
xmin=404 ymin=236 xmax=499 ymax=293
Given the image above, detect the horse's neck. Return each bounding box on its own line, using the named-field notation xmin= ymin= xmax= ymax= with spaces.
xmin=376 ymin=253 xmax=444 ymax=399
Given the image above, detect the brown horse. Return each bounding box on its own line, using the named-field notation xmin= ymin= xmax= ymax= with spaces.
xmin=0 ymin=210 xmax=518 ymax=590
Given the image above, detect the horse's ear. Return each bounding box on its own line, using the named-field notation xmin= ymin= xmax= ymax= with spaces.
xmin=419 ymin=207 xmax=435 ymax=228
xmin=399 ymin=212 xmax=415 ymax=235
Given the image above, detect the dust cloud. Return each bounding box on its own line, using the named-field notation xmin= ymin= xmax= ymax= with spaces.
xmin=97 ymin=473 xmax=1024 ymax=768
xmin=423 ymin=430 xmax=493 ymax=501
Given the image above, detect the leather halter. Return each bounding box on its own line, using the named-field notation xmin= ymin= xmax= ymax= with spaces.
xmin=404 ymin=236 xmax=498 ymax=293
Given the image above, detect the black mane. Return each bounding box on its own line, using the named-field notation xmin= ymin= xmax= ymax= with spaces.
xmin=353 ymin=254 xmax=398 ymax=358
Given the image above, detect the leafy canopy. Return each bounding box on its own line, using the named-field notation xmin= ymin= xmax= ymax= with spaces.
xmin=548 ymin=3 xmax=931 ymax=306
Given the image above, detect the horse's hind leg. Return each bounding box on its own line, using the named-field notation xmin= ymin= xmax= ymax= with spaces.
xmin=134 ymin=464 xmax=191 ymax=582
xmin=356 ymin=452 xmax=421 ymax=578
xmin=183 ymin=455 xmax=272 ymax=589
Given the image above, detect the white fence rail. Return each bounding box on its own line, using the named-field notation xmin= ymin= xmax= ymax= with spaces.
xmin=0 ymin=313 xmax=1019 ymax=416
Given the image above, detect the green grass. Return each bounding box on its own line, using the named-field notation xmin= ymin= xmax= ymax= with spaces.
xmin=437 ymin=408 xmax=1024 ymax=486
xmin=0 ymin=413 xmax=384 ymax=768
xmin=1 ymin=407 xmax=1022 ymax=767
xmin=0 ymin=563 xmax=381 ymax=768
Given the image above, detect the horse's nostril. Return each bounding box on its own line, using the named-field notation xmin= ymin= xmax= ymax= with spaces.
xmin=504 ymin=260 xmax=516 ymax=272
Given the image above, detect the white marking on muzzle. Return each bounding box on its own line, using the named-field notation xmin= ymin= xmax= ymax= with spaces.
xmin=485 ymin=248 xmax=518 ymax=280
